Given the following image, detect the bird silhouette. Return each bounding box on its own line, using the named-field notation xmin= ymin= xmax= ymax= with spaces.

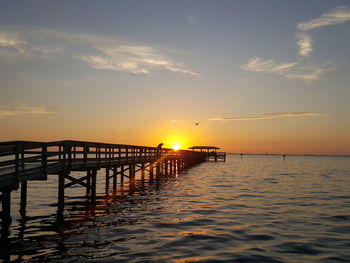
xmin=195 ymin=122 xmax=199 ymax=126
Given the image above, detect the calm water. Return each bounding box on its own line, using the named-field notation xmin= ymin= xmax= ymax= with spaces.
xmin=1 ymin=155 xmax=350 ymax=262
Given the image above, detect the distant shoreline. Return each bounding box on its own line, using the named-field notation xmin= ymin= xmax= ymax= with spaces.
xmin=227 ymin=153 xmax=350 ymax=158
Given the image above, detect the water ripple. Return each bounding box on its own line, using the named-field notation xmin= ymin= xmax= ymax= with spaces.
xmin=2 ymin=155 xmax=350 ymax=262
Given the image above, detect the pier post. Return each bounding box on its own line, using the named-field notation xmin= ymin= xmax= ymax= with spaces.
xmin=86 ymin=170 xmax=91 ymax=196
xmin=156 ymin=160 xmax=161 ymax=177
xmin=169 ymin=160 xmax=173 ymax=175
xmin=165 ymin=160 xmax=168 ymax=175
xmin=120 ymin=165 xmax=124 ymax=185
xmin=19 ymin=181 xmax=28 ymax=216
xmin=91 ymin=169 xmax=97 ymax=203
xmin=58 ymin=171 xmax=65 ymax=215
xmin=161 ymin=161 xmax=164 ymax=175
xmin=129 ymin=165 xmax=135 ymax=188
xmin=1 ymin=189 xmax=11 ymax=240
xmin=113 ymin=167 xmax=117 ymax=192
xmin=149 ymin=162 xmax=154 ymax=183
xmin=141 ymin=163 xmax=145 ymax=182
xmin=105 ymin=168 xmax=110 ymax=194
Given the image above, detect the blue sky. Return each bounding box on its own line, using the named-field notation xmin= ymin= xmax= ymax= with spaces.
xmin=1 ymin=1 xmax=350 ymax=154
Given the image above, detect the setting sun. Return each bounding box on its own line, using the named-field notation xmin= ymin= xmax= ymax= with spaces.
xmin=172 ymin=143 xmax=181 ymax=151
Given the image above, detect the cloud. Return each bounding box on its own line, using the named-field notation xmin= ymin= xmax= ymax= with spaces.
xmin=296 ymin=32 xmax=313 ymax=56
xmin=208 ymin=112 xmax=326 ymax=121
xmin=286 ymin=66 xmax=335 ymax=83
xmin=78 ymin=45 xmax=199 ymax=76
xmin=241 ymin=57 xmax=297 ymax=74
xmin=294 ymin=5 xmax=350 ymax=57
xmin=242 ymin=6 xmax=348 ymax=82
xmin=241 ymin=56 xmax=335 ymax=83
xmin=0 ymin=30 xmax=63 ymax=60
xmin=0 ymin=32 xmax=31 ymax=58
xmin=0 ymin=32 xmax=25 ymax=47
xmin=0 ymin=101 xmax=57 ymax=119
xmin=0 ymin=26 xmax=199 ymax=76
xmin=297 ymin=5 xmax=350 ymax=31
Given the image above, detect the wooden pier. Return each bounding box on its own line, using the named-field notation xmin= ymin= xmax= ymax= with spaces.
xmin=0 ymin=140 xmax=208 ymax=240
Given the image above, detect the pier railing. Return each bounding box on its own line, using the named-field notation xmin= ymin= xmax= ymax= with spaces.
xmin=0 ymin=140 xmax=206 ymax=190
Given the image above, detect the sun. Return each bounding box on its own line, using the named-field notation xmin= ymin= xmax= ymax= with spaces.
xmin=172 ymin=143 xmax=181 ymax=151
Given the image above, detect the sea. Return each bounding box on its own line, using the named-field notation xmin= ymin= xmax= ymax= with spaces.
xmin=1 ymin=155 xmax=350 ymax=262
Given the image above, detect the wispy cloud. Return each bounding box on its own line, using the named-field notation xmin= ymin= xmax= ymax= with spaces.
xmin=0 ymin=30 xmax=62 ymax=60
xmin=209 ymin=112 xmax=326 ymax=121
xmin=0 ymin=101 xmax=57 ymax=119
xmin=0 ymin=32 xmax=26 ymax=47
xmin=295 ymin=5 xmax=350 ymax=56
xmin=242 ymin=6 xmax=349 ymax=82
xmin=0 ymin=26 xmax=199 ymax=76
xmin=297 ymin=5 xmax=350 ymax=31
xmin=286 ymin=66 xmax=335 ymax=83
xmin=241 ymin=57 xmax=297 ymax=74
xmin=242 ymin=57 xmax=335 ymax=83
xmin=78 ymin=45 xmax=199 ymax=76
xmin=296 ymin=32 xmax=313 ymax=56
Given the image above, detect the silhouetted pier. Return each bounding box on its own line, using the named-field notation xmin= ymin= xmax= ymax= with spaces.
xmin=0 ymin=140 xmax=209 ymax=240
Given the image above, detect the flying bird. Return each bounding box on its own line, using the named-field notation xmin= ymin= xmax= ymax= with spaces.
xmin=194 ymin=122 xmax=199 ymax=126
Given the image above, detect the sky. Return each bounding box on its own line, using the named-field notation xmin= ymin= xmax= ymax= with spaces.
xmin=1 ymin=0 xmax=350 ymax=155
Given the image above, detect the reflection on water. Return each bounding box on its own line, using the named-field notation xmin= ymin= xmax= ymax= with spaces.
xmin=1 ymin=155 xmax=350 ymax=262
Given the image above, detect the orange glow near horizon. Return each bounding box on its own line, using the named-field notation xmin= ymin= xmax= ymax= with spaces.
xmin=160 ymin=131 xmax=193 ymax=151
xmin=172 ymin=143 xmax=181 ymax=151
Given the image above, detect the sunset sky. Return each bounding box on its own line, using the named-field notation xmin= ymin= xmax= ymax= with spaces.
xmin=1 ymin=1 xmax=350 ymax=155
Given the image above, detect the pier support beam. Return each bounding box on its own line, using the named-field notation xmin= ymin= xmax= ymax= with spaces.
xmin=164 ymin=160 xmax=168 ymax=176
xmin=91 ymin=169 xmax=97 ymax=203
xmin=169 ymin=160 xmax=173 ymax=175
xmin=156 ymin=161 xmax=160 ymax=177
xmin=86 ymin=170 xmax=91 ymax=196
xmin=113 ymin=167 xmax=117 ymax=192
xmin=57 ymin=171 xmax=65 ymax=216
xmin=105 ymin=168 xmax=110 ymax=194
xmin=19 ymin=181 xmax=27 ymax=216
xmin=120 ymin=165 xmax=124 ymax=185
xmin=141 ymin=163 xmax=145 ymax=182
xmin=1 ymin=190 xmax=11 ymax=240
xmin=149 ymin=162 xmax=154 ymax=183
